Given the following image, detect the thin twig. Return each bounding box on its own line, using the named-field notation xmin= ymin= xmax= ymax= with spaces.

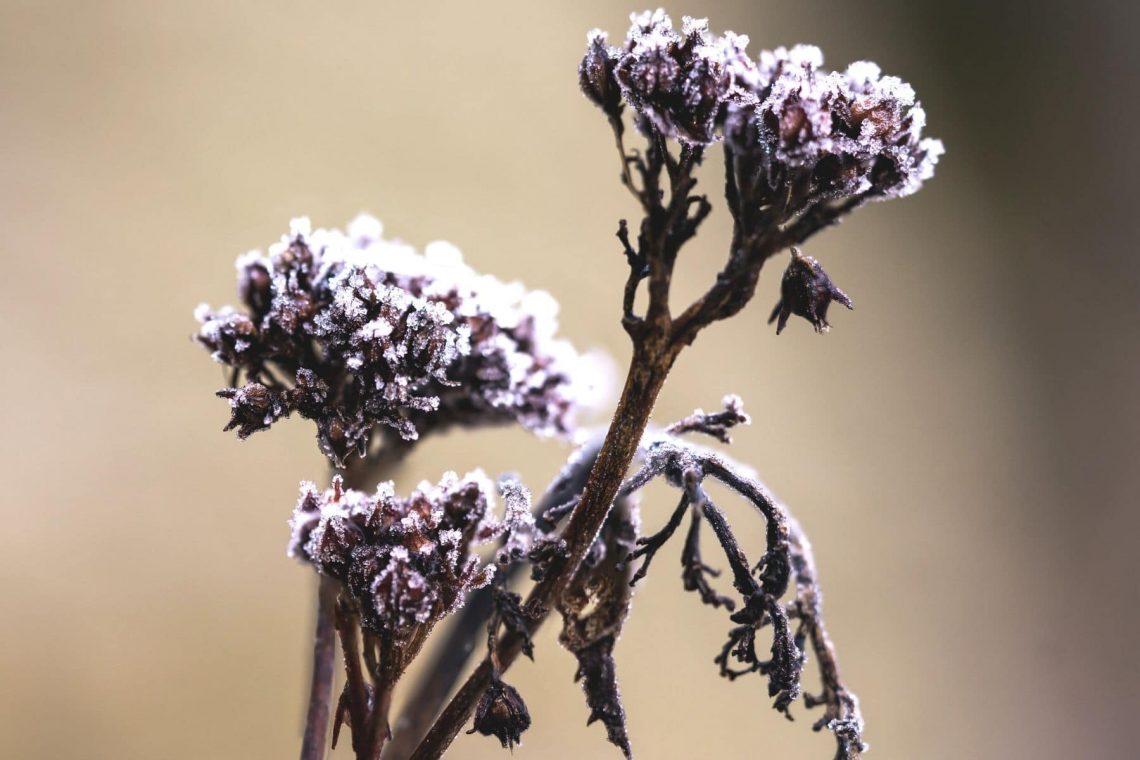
xmin=300 ymin=575 xmax=340 ymax=760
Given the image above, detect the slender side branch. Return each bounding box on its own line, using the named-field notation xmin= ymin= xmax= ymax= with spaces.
xmin=300 ymin=575 xmax=340 ymax=760
xmin=334 ymin=598 xmax=373 ymax=756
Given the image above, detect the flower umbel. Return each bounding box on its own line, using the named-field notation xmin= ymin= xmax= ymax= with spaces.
xmin=195 ymin=215 xmax=592 ymax=465
xmin=581 ymin=11 xmax=943 ymax=237
xmin=288 ymin=470 xmax=531 ymax=642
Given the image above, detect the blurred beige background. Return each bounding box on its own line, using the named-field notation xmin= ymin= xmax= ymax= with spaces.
xmin=1 ymin=1 xmax=1136 ymax=758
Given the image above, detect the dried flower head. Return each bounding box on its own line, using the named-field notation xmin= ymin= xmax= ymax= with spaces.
xmin=745 ymin=46 xmax=944 ymax=201
xmin=288 ymin=471 xmax=532 ymax=643
xmin=580 ymin=30 xmax=623 ymax=119
xmin=768 ymin=248 xmax=854 ymax=334
xmin=584 ymin=11 xmax=758 ymax=145
xmin=195 ymin=215 xmax=594 ymax=465
xmin=582 ymin=11 xmax=942 ymax=207
xmin=469 ymin=678 xmax=531 ymax=749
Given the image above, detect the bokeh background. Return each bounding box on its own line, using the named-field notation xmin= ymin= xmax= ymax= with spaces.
xmin=2 ymin=1 xmax=1136 ymax=758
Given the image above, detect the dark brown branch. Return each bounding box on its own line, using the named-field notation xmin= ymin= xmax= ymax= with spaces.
xmin=776 ymin=195 xmax=868 ymax=250
xmin=302 ymin=452 xmax=405 ymax=760
xmin=409 ymin=336 xmax=674 ymax=760
xmin=334 ymin=598 xmax=373 ymax=757
xmin=300 ymin=575 xmax=340 ymax=760
xmin=786 ymin=514 xmax=866 ymax=759
xmin=666 ymin=394 xmax=750 ymax=444
xmin=680 ymin=505 xmax=736 ymax=610
xmin=627 ymin=492 xmax=689 ymax=586
xmin=618 ymin=433 xmax=863 ymax=755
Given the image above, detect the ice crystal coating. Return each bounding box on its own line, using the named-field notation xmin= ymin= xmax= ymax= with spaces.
xmin=195 ymin=215 xmax=592 ymax=465
xmin=288 ymin=471 xmax=533 ymax=640
xmin=580 ymin=10 xmax=942 ymax=199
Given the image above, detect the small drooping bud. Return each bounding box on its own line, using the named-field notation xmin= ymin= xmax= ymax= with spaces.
xmin=580 ymin=30 xmax=623 ymax=119
xmin=468 ymin=679 xmax=531 ymax=750
xmin=768 ymin=248 xmax=853 ymax=334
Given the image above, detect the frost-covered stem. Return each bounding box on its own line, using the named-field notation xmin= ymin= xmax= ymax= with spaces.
xmin=786 ymin=514 xmax=864 ymax=759
xmin=300 ymin=452 xmax=406 ymax=760
xmin=335 ymin=598 xmax=371 ymax=757
xmin=368 ymin=680 xmax=395 ymax=760
xmin=303 ymin=455 xmax=405 ymax=756
xmin=409 ymin=341 xmax=674 ymax=760
xmin=300 ymin=575 xmax=340 ymax=760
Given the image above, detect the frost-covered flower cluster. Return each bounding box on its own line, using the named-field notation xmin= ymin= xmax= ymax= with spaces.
xmin=744 ymin=44 xmax=943 ymax=200
xmin=195 ymin=216 xmax=591 ymax=465
xmin=581 ymin=9 xmax=942 ymax=201
xmin=583 ymin=12 xmax=758 ymax=144
xmin=288 ymin=471 xmax=536 ymax=640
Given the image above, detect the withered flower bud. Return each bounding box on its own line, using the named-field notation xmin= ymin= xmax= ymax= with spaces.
xmin=580 ymin=30 xmax=622 ymax=118
xmin=217 ymin=382 xmax=287 ymax=438
xmin=468 ymin=679 xmax=531 ymax=750
xmin=768 ymin=248 xmax=853 ymax=334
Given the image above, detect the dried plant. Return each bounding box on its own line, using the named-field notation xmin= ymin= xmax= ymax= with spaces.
xmin=192 ymin=8 xmax=941 ymax=760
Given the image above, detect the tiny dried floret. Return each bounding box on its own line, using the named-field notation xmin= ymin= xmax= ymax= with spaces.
xmin=580 ymin=30 xmax=623 ymax=118
xmin=768 ymin=248 xmax=853 ymax=334
xmin=195 ymin=215 xmax=594 ymax=465
xmin=288 ymin=471 xmax=537 ymax=641
xmin=468 ymin=679 xmax=531 ymax=750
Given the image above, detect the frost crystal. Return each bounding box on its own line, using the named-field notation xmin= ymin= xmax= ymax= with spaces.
xmin=288 ymin=471 xmax=536 ymax=639
xmin=195 ymin=215 xmax=592 ymax=465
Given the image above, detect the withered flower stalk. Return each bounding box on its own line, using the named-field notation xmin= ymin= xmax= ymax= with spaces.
xmin=192 ymin=8 xmax=940 ymax=760
xmin=410 ymin=10 xmax=937 ymax=758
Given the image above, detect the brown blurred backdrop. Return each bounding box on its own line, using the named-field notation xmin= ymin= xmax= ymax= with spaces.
xmin=1 ymin=1 xmax=1136 ymax=758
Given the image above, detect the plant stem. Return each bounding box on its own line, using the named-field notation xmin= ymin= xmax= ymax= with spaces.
xmin=367 ymin=681 xmax=395 ymax=760
xmin=409 ymin=343 xmax=673 ymax=759
xmin=299 ymin=450 xmax=408 ymax=760
xmin=383 ymin=442 xmax=605 ymax=758
xmin=300 ymin=575 xmax=340 ymax=760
